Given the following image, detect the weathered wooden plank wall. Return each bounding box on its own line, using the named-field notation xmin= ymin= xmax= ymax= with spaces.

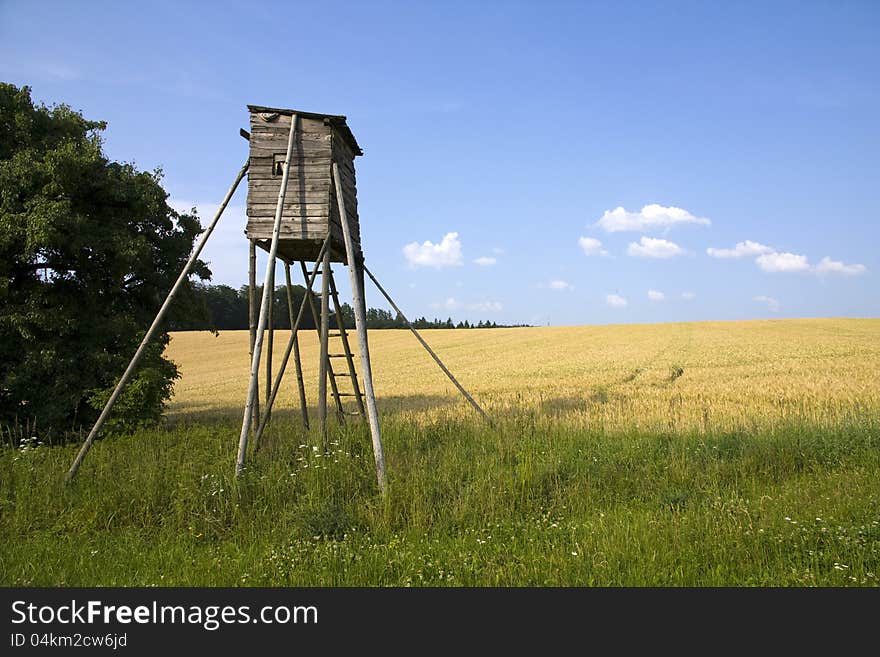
xmin=245 ymin=109 xmax=361 ymax=263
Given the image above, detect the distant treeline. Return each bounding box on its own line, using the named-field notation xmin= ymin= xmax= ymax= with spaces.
xmin=170 ymin=283 xmax=528 ymax=332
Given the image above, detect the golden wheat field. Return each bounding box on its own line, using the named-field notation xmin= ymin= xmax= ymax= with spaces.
xmin=165 ymin=318 xmax=880 ymax=432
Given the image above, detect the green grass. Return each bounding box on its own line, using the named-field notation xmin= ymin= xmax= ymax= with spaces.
xmin=2 ymin=411 xmax=878 ymax=586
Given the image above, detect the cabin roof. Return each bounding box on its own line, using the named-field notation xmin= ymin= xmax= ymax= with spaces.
xmin=247 ymin=105 xmax=363 ymax=156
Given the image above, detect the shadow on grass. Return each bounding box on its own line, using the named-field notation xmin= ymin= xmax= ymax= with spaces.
xmin=162 ymin=394 xmax=457 ymax=430
xmin=539 ymin=390 xmax=610 ymax=416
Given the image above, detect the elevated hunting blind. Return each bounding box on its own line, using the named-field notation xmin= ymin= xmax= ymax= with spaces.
xmin=245 ymin=106 xmax=362 ymax=263
xmin=66 ymin=104 xmax=491 ymax=494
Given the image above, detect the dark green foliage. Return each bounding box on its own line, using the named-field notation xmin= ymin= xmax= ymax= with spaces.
xmin=171 ymin=283 xmax=524 ymax=331
xmin=0 ymin=83 xmax=208 ymax=438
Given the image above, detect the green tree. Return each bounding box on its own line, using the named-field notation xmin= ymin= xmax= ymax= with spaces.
xmin=0 ymin=83 xmax=209 ymax=437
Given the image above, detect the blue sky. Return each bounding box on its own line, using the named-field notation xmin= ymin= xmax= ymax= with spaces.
xmin=2 ymin=0 xmax=877 ymax=325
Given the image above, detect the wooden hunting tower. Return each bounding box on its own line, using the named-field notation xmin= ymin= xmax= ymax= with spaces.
xmin=245 ymin=105 xmax=362 ymax=263
xmin=66 ymin=103 xmax=489 ymax=494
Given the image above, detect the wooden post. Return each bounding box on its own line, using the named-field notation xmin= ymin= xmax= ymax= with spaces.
xmin=248 ymin=239 xmax=260 ymax=429
xmin=300 ymin=262 xmax=344 ymax=419
xmin=328 ymin=271 xmax=365 ymax=417
xmin=332 ymin=163 xmax=386 ymax=494
xmin=318 ymin=243 xmax=331 ymax=442
xmin=237 ymin=114 xmax=298 ymax=476
xmin=363 ymin=264 xmax=493 ymax=426
xmin=286 ymin=261 xmax=309 ymax=429
xmin=65 ymin=160 xmax=249 ymax=483
xmin=252 ymin=244 xmax=328 ymax=451
xmin=265 ymin=260 xmax=274 ymax=424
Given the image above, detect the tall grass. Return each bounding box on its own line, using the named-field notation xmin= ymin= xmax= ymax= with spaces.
xmin=2 ymin=319 xmax=878 ymax=586
xmin=1 ymin=411 xmax=877 ymax=586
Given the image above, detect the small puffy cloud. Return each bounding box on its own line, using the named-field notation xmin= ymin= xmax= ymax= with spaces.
xmin=606 ymin=294 xmax=628 ymax=308
xmin=754 ymin=295 xmax=780 ymax=312
xmin=430 ymin=297 xmax=460 ymax=311
xmin=469 ymin=301 xmax=503 ymax=312
xmin=647 ymin=289 xmax=665 ymax=301
xmin=595 ymin=204 xmax=710 ymax=232
xmin=473 ymin=256 xmax=497 ymax=266
xmin=403 ymin=232 xmax=463 ymax=268
xmin=756 ymin=251 xmax=810 ymax=273
xmin=681 ymin=291 xmax=696 ymax=300
xmin=814 ymin=256 xmax=867 ymax=276
xmin=627 ymin=237 xmax=684 ymax=259
xmin=549 ymin=280 xmax=573 ymax=291
xmin=578 ymin=236 xmax=608 ymax=256
xmin=707 ymin=240 xmax=773 ymax=259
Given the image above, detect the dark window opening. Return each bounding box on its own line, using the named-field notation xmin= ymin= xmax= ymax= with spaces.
xmin=273 ymin=153 xmax=285 ymax=176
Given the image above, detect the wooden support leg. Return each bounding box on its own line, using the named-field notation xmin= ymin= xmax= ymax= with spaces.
xmin=66 ymin=159 xmax=249 ymax=483
xmin=332 ymin=162 xmax=386 ymax=494
xmin=252 ymin=244 xmax=328 ymax=451
xmin=286 ymin=261 xmax=309 ymax=430
xmin=237 ymin=114 xmax=298 ymax=476
xmin=328 ymin=270 xmax=365 ymax=418
xmin=363 ymin=264 xmax=493 ymax=426
xmin=266 ymin=259 xmax=274 ymax=425
xmin=318 ymin=243 xmax=331 ymax=444
xmin=300 ymin=262 xmax=345 ymax=420
xmin=248 ymin=239 xmax=260 ymax=430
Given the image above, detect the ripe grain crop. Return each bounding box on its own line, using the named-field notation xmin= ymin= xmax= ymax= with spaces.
xmin=2 ymin=318 xmax=878 ymax=586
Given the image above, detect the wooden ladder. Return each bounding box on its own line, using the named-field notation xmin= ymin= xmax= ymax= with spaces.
xmin=300 ymin=262 xmax=366 ymax=422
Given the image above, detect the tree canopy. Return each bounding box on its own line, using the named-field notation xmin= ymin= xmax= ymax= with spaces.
xmin=0 ymin=83 xmax=208 ymax=437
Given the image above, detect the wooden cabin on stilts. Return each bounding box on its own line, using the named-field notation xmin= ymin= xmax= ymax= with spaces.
xmin=236 ymin=106 xmax=386 ymax=492
xmin=65 ymin=104 xmax=491 ymax=495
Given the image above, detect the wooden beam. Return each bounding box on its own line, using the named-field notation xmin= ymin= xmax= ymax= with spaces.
xmin=286 ymin=261 xmax=309 ymax=430
xmin=248 ymin=240 xmax=259 ymax=429
xmin=300 ymin=261 xmax=345 ymax=420
xmin=318 ymin=242 xmax=331 ymax=443
xmin=328 ymin=271 xmax=365 ymax=417
xmin=237 ymin=115 xmax=298 ymax=476
xmin=363 ymin=264 xmax=493 ymax=426
xmin=252 ymin=243 xmax=329 ymax=452
xmin=266 ymin=261 xmax=274 ymax=424
xmin=65 ymin=159 xmax=249 ymax=483
xmin=332 ymin=162 xmax=386 ymax=495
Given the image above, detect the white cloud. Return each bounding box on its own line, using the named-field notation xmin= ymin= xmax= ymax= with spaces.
xmin=469 ymin=301 xmax=503 ymax=312
xmin=578 ymin=236 xmax=608 ymax=256
xmin=549 ymin=280 xmax=573 ymax=291
xmin=606 ymin=294 xmax=628 ymax=308
xmin=754 ymin=295 xmax=780 ymax=312
xmin=756 ymin=251 xmax=810 ymax=273
xmin=491 ymin=247 xmax=505 ymax=255
xmin=403 ymin=232 xmax=463 ymax=268
xmin=595 ymin=204 xmax=710 ymax=232
xmin=627 ymin=237 xmax=685 ymax=259
xmin=681 ymin=292 xmax=696 ymax=300
xmin=647 ymin=289 xmax=665 ymax=301
xmin=814 ymin=256 xmax=867 ymax=276
xmin=473 ymin=256 xmax=497 ymax=266
xmin=430 ymin=297 xmax=460 ymax=311
xmin=707 ymin=240 xmax=774 ymax=259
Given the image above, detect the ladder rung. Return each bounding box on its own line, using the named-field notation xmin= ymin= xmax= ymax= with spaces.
xmin=327 ymin=332 xmax=344 ymax=337
xmin=332 ymin=372 xmax=352 ymax=377
xmin=328 ymin=353 xmax=347 ymax=358
xmin=336 ymin=392 xmax=364 ymax=397
xmin=309 ymin=269 xmax=331 ymax=276
xmin=346 ymin=411 xmax=361 ymax=416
